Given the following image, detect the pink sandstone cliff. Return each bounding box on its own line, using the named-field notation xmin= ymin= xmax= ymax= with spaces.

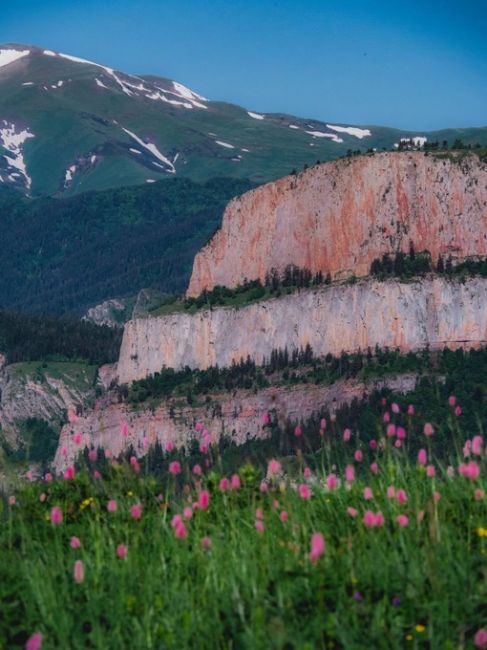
xmin=53 ymin=373 xmax=418 ymax=472
xmin=187 ymin=152 xmax=487 ymax=297
xmin=117 ymin=277 xmax=487 ymax=383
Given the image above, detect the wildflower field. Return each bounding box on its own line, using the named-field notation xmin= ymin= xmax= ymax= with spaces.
xmin=1 ymin=394 xmax=486 ymax=650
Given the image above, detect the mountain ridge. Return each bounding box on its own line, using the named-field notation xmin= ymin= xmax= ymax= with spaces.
xmin=1 ymin=43 xmax=486 ymax=197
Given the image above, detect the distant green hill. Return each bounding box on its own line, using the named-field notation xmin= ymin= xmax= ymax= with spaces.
xmin=1 ymin=44 xmax=486 ymax=197
xmin=0 ymin=177 xmax=253 ymax=315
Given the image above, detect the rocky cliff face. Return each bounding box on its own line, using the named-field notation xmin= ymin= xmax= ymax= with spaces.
xmin=187 ymin=152 xmax=487 ymax=296
xmin=0 ymin=362 xmax=97 ymax=447
xmin=117 ymin=277 xmax=487 ymax=383
xmin=54 ymin=373 xmax=418 ymax=472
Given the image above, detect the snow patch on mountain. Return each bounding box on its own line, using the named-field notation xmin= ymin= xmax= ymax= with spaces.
xmin=305 ymin=130 xmax=344 ymax=143
xmin=326 ymin=124 xmax=371 ymax=139
xmin=289 ymin=124 xmax=300 ymax=129
xmin=0 ymin=121 xmax=35 ymax=189
xmin=0 ymin=49 xmax=30 ymax=69
xmin=172 ymin=81 xmax=207 ymax=102
xmin=122 ymin=127 xmax=176 ymax=173
xmin=43 ymin=50 xmax=56 ymax=57
xmin=95 ymin=78 xmax=109 ymax=89
xmin=215 ymin=141 xmax=235 ymax=149
xmin=248 ymin=111 xmax=264 ymax=120
xmin=64 ymin=165 xmax=76 ymax=185
xmin=22 ymin=82 xmax=34 ymax=86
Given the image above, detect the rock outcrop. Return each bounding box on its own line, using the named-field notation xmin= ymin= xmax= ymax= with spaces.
xmin=54 ymin=373 xmax=418 ymax=471
xmin=187 ymin=152 xmax=487 ymax=296
xmin=117 ymin=277 xmax=487 ymax=383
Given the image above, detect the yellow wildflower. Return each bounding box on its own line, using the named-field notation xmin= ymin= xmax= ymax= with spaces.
xmin=415 ymin=624 xmax=426 ymax=633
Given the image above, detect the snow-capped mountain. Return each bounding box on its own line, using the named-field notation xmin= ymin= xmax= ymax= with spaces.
xmin=0 ymin=43 xmax=486 ymax=196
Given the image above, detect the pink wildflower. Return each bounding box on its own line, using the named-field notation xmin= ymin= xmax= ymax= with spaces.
xmin=345 ymin=465 xmax=355 ymax=483
xmin=407 ymin=404 xmax=415 ymax=415
xmin=64 ymin=466 xmax=75 ymax=480
xmin=280 ymin=511 xmax=289 ymax=522
xmin=343 ymin=428 xmax=352 ymax=442
xmin=44 ymin=472 xmax=53 ymax=482
xmin=459 ymin=460 xmax=480 ymax=481
xmin=396 ymin=489 xmax=408 ymax=504
xmin=472 ymin=436 xmax=484 ymax=456
xmin=120 ymin=421 xmax=129 ymax=438
xmin=117 ymin=543 xmax=128 ymax=558
xmin=464 ymin=440 xmax=472 ymax=458
xmin=174 ymin=521 xmax=187 ymax=539
xmin=383 ymin=411 xmax=390 ymax=423
xmin=454 ymin=405 xmax=462 ymax=417
xmin=474 ymin=629 xmax=487 ymax=649
xmin=219 ymin=477 xmax=230 ymax=492
xmin=320 ymin=418 xmax=327 ymax=430
xmin=396 ymin=426 xmax=406 ymax=440
xmin=363 ymin=511 xmax=376 ymax=528
xmin=70 ymin=536 xmax=81 ymax=549
xmin=448 ymin=395 xmax=456 ymax=407
xmin=370 ymin=462 xmax=379 ymax=475
xmin=130 ymin=503 xmax=142 ymax=520
xmin=294 ymin=425 xmax=302 ymax=437
xmin=130 ymin=456 xmax=140 ymax=474
xmin=426 ymin=465 xmax=436 ymax=478
xmin=354 ymin=450 xmax=363 ymax=462
xmin=255 ymin=508 xmax=264 ymax=520
xmin=396 ymin=514 xmax=409 ymax=527
xmin=423 ymin=422 xmax=434 ymax=436
xmin=394 ymin=439 xmax=402 ymax=448
xmin=25 ymin=633 xmax=43 ymax=650
xmin=303 ymin=467 xmax=312 ymax=478
xmin=375 ymin=512 xmax=385 ymax=527
xmin=73 ymin=560 xmax=84 ymax=584
xmin=199 ymin=443 xmax=209 ymax=454
xmin=261 ymin=412 xmax=270 ymax=425
xmin=201 ymin=536 xmax=212 ymax=550
xmin=165 ymin=441 xmax=174 ymax=453
xmin=61 ymin=446 xmax=68 ymax=457
xmin=231 ymin=474 xmax=241 ymax=490
xmin=195 ymin=422 xmax=204 ymax=432
xmin=26 ymin=470 xmax=33 ymax=481
xmin=169 ymin=461 xmax=181 ymax=475
xmin=347 ymin=507 xmax=358 ymax=518
xmin=369 ymin=439 xmax=377 ymax=450
xmin=198 ymin=490 xmax=210 ymax=510
xmin=259 ymin=481 xmax=268 ymax=493
xmin=391 ymin=402 xmax=400 ymax=414
xmin=475 ymin=489 xmax=484 ymax=500
xmin=255 ymin=520 xmax=265 ymax=533
xmin=387 ymin=486 xmax=396 ymax=498
xmin=171 ymin=514 xmax=183 ymax=528
xmin=417 ymin=449 xmax=427 ymax=465
xmin=298 ymin=484 xmax=312 ymax=499
xmin=386 ymin=423 xmax=396 ymax=437
xmin=50 ymin=506 xmax=62 ymax=525
xmin=107 ymin=499 xmax=117 ymax=513
xmin=39 ymin=493 xmax=46 ymax=503
xmin=68 ymin=407 xmax=78 ymax=424
xmin=326 ymin=474 xmax=337 ymax=490
xmin=192 ymin=464 xmax=202 ymax=476
xmin=273 ymin=500 xmax=280 ymax=509
xmin=73 ymin=432 xmax=82 ymax=445
xmin=309 ymin=532 xmax=325 ymax=563
xmin=88 ymin=449 xmax=97 ymax=462
xmin=183 ymin=507 xmax=193 ymax=520
xmin=267 ymin=459 xmax=281 ymax=477
xmin=363 ymin=487 xmax=373 ymax=500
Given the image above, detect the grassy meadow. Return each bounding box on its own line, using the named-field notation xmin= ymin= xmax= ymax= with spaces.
xmin=1 ymin=394 xmax=486 ymax=650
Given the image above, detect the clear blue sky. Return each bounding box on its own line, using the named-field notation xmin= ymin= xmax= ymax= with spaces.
xmin=1 ymin=0 xmax=486 ymax=130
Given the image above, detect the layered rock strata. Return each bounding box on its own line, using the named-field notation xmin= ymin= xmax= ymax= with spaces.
xmin=187 ymin=152 xmax=487 ymax=296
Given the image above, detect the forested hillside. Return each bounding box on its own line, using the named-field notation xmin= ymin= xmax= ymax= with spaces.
xmin=0 ymin=177 xmax=253 ymax=315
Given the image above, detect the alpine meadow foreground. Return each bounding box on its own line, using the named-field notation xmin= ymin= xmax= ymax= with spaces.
xmin=2 ymin=395 xmax=486 ymax=650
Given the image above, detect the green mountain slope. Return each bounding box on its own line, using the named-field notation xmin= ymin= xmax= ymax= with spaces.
xmin=0 ymin=177 xmax=253 ymax=315
xmin=1 ymin=44 xmax=486 ymax=197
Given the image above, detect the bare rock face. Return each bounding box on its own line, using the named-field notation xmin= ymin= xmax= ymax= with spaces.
xmin=187 ymin=152 xmax=487 ymax=296
xmin=53 ymin=373 xmax=418 ymax=472
xmin=117 ymin=277 xmax=487 ymax=383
